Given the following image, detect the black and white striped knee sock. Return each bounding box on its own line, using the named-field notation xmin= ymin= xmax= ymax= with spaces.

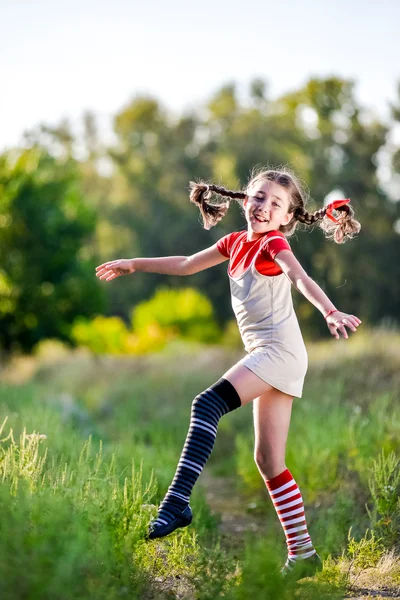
xmin=154 ymin=378 xmax=241 ymax=527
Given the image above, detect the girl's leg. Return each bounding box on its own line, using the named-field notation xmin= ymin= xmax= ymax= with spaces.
xmin=252 ymin=388 xmax=317 ymax=567
xmin=148 ymin=363 xmax=273 ymax=538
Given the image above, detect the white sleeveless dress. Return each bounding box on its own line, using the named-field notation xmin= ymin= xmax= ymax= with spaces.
xmin=228 ymin=235 xmax=308 ymax=398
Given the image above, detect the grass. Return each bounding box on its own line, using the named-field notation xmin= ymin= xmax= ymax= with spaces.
xmin=1 ymin=328 xmax=400 ymax=598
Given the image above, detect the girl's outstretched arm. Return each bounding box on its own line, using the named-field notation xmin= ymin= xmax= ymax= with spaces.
xmin=95 ymin=244 xmax=228 ymax=281
xmin=274 ymin=250 xmax=362 ymax=339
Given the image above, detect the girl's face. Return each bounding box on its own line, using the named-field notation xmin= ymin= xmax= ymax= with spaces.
xmin=244 ymin=180 xmax=292 ymax=240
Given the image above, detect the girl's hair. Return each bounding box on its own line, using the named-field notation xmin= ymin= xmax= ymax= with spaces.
xmin=189 ymin=168 xmax=361 ymax=244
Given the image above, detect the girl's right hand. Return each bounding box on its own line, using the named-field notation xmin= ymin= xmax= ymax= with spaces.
xmin=95 ymin=259 xmax=136 ymax=281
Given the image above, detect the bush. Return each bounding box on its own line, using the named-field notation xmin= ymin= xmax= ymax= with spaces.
xmin=132 ymin=287 xmax=221 ymax=343
xmin=71 ymin=315 xmax=130 ymax=354
xmin=70 ymin=315 xmax=168 ymax=355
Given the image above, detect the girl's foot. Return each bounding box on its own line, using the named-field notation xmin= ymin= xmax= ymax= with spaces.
xmin=147 ymin=505 xmax=193 ymax=540
xmin=281 ymin=553 xmax=322 ymax=580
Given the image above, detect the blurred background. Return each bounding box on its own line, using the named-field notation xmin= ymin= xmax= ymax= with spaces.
xmin=1 ymin=2 xmax=400 ymax=598
xmin=1 ymin=0 xmax=400 ymax=355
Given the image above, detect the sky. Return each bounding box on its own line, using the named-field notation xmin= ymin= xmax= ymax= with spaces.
xmin=1 ymin=0 xmax=399 ymax=152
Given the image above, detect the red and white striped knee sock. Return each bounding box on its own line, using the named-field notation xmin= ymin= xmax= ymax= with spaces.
xmin=266 ymin=468 xmax=316 ymax=562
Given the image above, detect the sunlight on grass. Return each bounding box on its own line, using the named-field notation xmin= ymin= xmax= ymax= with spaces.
xmin=1 ymin=328 xmax=399 ymax=597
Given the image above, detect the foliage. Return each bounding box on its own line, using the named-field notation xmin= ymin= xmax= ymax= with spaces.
xmin=315 ymin=554 xmax=349 ymax=589
xmin=70 ymin=314 xmax=168 ymax=355
xmin=0 ymin=405 xmax=207 ymax=599
xmin=69 ymin=286 xmax=220 ymax=354
xmin=347 ymin=528 xmax=384 ymax=571
xmin=367 ymin=450 xmax=400 ymax=548
xmin=132 ymin=286 xmax=221 ymax=343
xmin=0 ymin=148 xmax=105 ymax=353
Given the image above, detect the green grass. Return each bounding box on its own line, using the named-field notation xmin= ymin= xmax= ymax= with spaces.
xmin=1 ymin=329 xmax=400 ymax=598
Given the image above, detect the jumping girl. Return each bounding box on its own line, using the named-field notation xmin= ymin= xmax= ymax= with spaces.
xmin=95 ymin=168 xmax=361 ymax=577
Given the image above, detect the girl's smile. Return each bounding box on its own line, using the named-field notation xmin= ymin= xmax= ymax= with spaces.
xmin=252 ymin=213 xmax=268 ymax=223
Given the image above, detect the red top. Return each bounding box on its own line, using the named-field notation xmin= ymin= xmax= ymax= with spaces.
xmin=216 ymin=230 xmax=291 ymax=278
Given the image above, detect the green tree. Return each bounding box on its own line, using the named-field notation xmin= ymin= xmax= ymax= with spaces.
xmin=0 ymin=147 xmax=105 ymax=352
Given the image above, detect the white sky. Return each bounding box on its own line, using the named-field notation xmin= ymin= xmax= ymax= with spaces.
xmin=1 ymin=0 xmax=399 ymax=151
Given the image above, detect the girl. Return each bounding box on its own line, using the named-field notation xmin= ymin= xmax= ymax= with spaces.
xmin=95 ymin=168 xmax=361 ymax=578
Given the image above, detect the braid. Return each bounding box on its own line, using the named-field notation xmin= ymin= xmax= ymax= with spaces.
xmin=293 ymin=202 xmax=359 ymax=243
xmin=189 ymin=181 xmax=245 ymax=230
xmin=293 ymin=206 xmax=327 ymax=225
xmin=207 ymin=184 xmax=246 ymax=201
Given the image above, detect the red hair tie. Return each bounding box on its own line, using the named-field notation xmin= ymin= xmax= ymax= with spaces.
xmin=325 ymin=198 xmax=351 ymax=223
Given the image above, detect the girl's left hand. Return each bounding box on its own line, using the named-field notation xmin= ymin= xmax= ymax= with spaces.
xmin=326 ymin=311 xmax=362 ymax=340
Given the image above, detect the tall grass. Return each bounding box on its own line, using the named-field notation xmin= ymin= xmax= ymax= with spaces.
xmin=1 ymin=329 xmax=400 ymax=597
xmin=0 ymin=398 xmax=220 ymax=599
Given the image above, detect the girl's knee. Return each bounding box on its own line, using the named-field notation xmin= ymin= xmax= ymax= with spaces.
xmin=192 ymin=379 xmax=242 ymax=414
xmin=254 ymin=450 xmax=285 ymax=480
xmin=254 ymin=449 xmax=270 ymax=474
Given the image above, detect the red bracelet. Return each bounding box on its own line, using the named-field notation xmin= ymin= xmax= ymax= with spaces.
xmin=324 ymin=309 xmax=338 ymax=320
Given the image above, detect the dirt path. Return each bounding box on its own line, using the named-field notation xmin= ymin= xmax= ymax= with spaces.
xmin=348 ymin=594 xmax=400 ymax=599
xmin=198 ymin=470 xmax=268 ymax=552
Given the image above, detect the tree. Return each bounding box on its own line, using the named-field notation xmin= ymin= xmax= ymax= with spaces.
xmin=0 ymin=147 xmax=105 ymax=352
